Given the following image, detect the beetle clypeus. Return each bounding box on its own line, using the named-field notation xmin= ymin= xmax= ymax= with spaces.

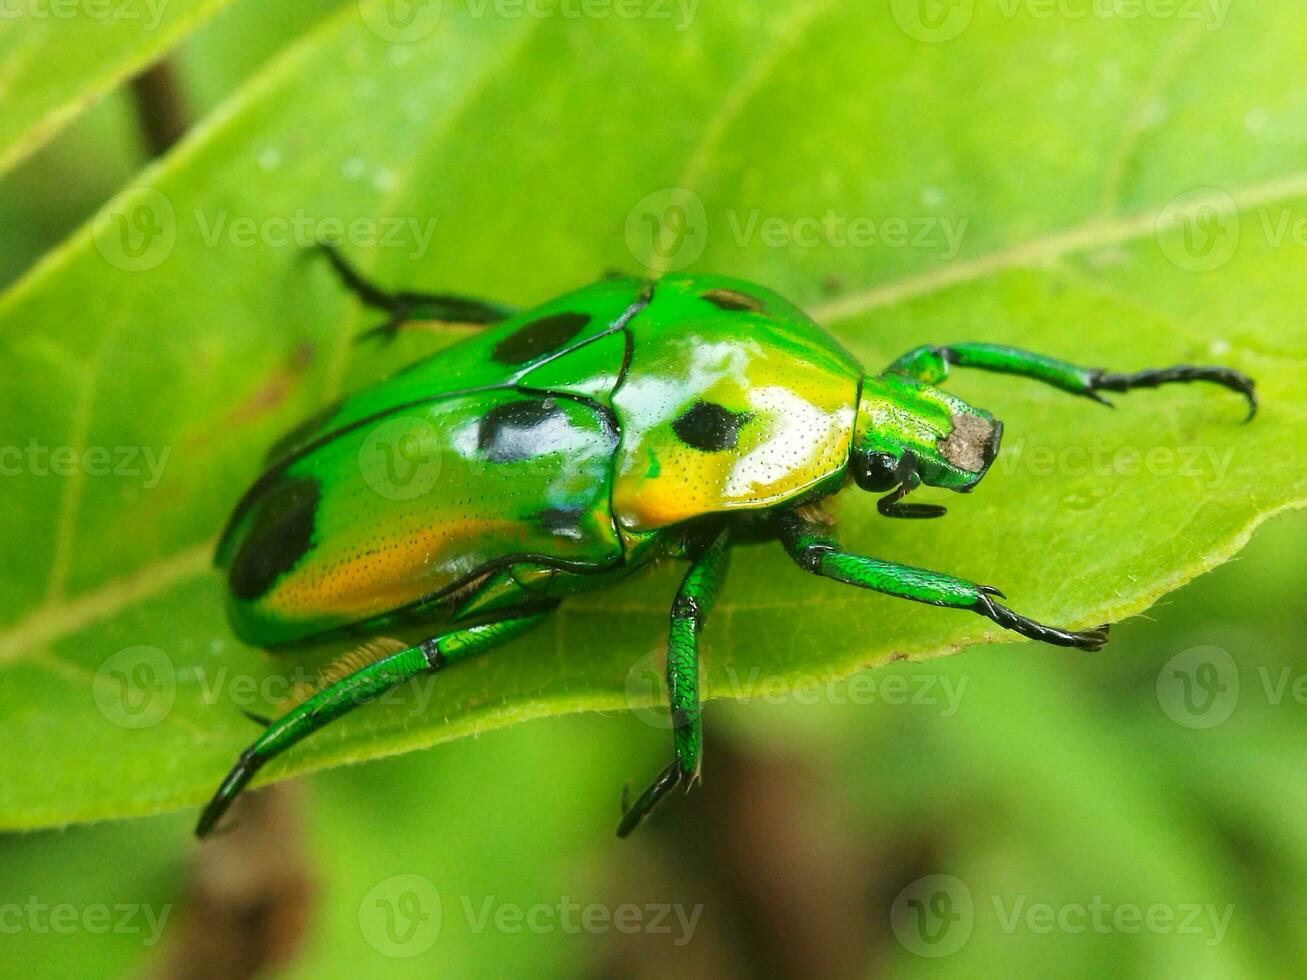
xmin=196 ymin=244 xmax=1256 ymax=838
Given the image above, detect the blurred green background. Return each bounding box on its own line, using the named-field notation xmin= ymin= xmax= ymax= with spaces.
xmin=3 ymin=1 xmax=1305 ymax=977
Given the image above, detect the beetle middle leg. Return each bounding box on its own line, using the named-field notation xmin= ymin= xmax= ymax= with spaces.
xmin=775 ymin=511 xmax=1107 ymax=650
xmin=618 ymin=526 xmax=731 ymax=838
xmin=885 ymin=342 xmax=1256 ymax=420
xmin=195 ymin=603 xmax=554 ymax=838
xmin=316 ymin=242 xmax=518 ymax=342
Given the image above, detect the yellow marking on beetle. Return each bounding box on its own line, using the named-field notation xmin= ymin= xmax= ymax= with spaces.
xmin=264 ymin=516 xmax=525 ymax=622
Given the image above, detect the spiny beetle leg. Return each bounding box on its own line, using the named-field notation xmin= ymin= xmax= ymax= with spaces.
xmin=775 ymin=510 xmax=1109 ymax=652
xmin=886 ymin=342 xmax=1256 ymax=420
xmin=973 ymin=593 xmax=1109 ymax=650
xmin=315 ymin=240 xmax=516 ymax=343
xmin=1090 ymin=365 xmax=1257 ymax=421
xmin=196 ymin=606 xmax=553 ymax=838
xmin=618 ymin=763 xmax=683 ymax=838
xmin=316 ymin=240 xmax=400 ymax=312
xmin=618 ymin=526 xmax=731 ymax=839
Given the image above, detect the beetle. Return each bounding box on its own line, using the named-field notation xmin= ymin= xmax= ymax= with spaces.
xmin=195 ymin=244 xmax=1256 ymax=838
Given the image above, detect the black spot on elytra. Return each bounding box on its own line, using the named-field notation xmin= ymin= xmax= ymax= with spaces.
xmin=672 ymin=401 xmax=754 ymax=452
xmin=478 ymin=398 xmax=569 ymax=463
xmin=493 ymin=312 xmax=590 ymax=364
xmin=533 ymin=506 xmax=586 ymax=540
xmin=228 ymin=476 xmax=320 ymax=600
xmin=701 ymin=288 xmax=764 ymax=313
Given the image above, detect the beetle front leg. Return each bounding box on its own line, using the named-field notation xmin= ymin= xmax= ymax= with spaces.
xmin=317 ymin=242 xmax=518 ymax=342
xmin=196 ymin=605 xmax=554 ymax=838
xmin=618 ymin=527 xmax=731 ymax=838
xmin=887 ymin=342 xmax=1256 ymax=420
xmin=775 ymin=511 xmax=1107 ymax=650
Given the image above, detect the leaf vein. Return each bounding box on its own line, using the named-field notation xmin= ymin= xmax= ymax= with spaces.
xmin=809 ymin=171 xmax=1307 ymax=325
xmin=648 ymin=0 xmax=841 ymax=276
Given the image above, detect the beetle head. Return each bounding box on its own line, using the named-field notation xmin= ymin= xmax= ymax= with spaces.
xmin=850 ymin=373 xmax=1002 ymax=517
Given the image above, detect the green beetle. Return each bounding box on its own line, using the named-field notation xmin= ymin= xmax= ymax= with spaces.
xmin=196 ymin=245 xmax=1256 ymax=838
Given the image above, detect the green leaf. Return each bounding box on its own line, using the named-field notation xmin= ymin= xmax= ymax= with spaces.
xmin=2 ymin=0 xmax=1304 ymax=829
xmin=0 ymin=0 xmax=236 ymax=176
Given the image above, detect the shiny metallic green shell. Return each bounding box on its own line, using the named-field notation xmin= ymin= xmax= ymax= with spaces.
xmin=217 ymin=273 xmax=863 ymax=647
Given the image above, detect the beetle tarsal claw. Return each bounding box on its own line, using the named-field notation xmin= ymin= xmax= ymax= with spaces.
xmin=938 ymin=413 xmax=996 ymax=473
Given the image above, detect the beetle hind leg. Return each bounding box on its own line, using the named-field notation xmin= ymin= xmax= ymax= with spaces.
xmin=618 ymin=527 xmax=731 ymax=838
xmin=195 ymin=604 xmax=555 ymax=838
xmin=316 ymin=241 xmax=518 ymax=343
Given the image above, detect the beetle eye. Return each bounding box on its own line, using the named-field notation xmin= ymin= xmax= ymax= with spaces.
xmin=854 ymin=451 xmax=900 ymax=492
